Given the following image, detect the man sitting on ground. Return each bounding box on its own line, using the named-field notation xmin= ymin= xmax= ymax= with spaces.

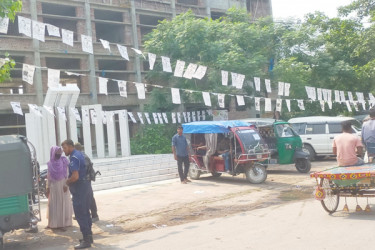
xmin=333 ymin=120 xmax=364 ymax=167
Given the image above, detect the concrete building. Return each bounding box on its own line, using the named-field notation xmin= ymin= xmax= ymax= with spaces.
xmin=0 ymin=0 xmax=272 ymax=137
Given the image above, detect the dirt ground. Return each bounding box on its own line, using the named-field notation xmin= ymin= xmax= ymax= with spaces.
xmin=3 ymin=160 xmax=336 ymax=249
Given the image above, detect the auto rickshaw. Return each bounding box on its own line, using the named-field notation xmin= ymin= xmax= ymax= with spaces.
xmin=242 ymin=119 xmax=311 ymax=173
xmin=183 ymin=120 xmax=270 ymax=184
xmin=0 ymin=135 xmax=40 ymax=248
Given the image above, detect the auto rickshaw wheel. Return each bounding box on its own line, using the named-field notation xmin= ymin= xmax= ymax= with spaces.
xmin=295 ymin=159 xmax=311 ymax=173
xmin=302 ymin=144 xmax=316 ymax=161
xmin=245 ymin=164 xmax=267 ymax=184
xmin=320 ymin=178 xmax=340 ymax=214
xmin=211 ymin=172 xmax=222 ymax=177
xmin=189 ymin=163 xmax=201 ymax=180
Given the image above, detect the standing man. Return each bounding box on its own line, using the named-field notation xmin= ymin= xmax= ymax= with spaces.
xmin=333 ymin=121 xmax=364 ymax=167
xmin=62 ymin=139 xmax=93 ymax=249
xmin=172 ymin=125 xmax=191 ymax=184
xmin=362 ymin=107 xmax=375 ymax=161
xmin=74 ymin=143 xmax=99 ymax=222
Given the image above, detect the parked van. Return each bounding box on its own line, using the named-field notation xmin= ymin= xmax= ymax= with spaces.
xmin=288 ymin=116 xmax=362 ymax=160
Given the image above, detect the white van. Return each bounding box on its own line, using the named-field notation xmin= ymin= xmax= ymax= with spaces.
xmin=288 ymin=116 xmax=362 ymax=160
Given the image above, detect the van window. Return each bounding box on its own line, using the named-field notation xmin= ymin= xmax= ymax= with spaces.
xmin=291 ymin=123 xmax=306 ymax=135
xmin=306 ymin=124 xmax=326 ymax=134
xmin=328 ymin=124 xmax=342 ymax=134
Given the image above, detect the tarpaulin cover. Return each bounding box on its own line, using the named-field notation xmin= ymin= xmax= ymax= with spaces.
xmin=182 ymin=120 xmax=251 ymax=134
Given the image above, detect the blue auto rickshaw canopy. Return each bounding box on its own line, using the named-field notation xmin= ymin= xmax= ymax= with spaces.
xmin=182 ymin=120 xmax=252 ymax=134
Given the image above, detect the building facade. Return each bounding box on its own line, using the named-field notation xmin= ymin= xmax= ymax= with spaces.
xmin=0 ymin=0 xmax=272 ymax=136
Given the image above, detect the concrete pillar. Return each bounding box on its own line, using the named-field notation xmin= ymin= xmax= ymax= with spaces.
xmin=130 ymin=0 xmax=142 ymax=83
xmin=94 ymin=106 xmax=105 ymax=158
xmin=26 ymin=113 xmax=45 ymax=163
xmin=30 ymin=0 xmax=43 ymax=105
xmin=119 ymin=110 xmax=131 ymax=157
xmin=56 ymin=108 xmax=68 ymax=145
xmin=205 ymin=0 xmax=211 ymax=17
xmin=84 ymin=0 xmax=98 ymax=104
xmin=67 ymin=108 xmax=78 ymax=144
xmin=41 ymin=108 xmax=57 ymax=162
xmin=106 ymin=112 xmax=117 ymax=158
xmin=171 ymin=0 xmax=176 ymax=17
xmin=81 ymin=107 xmax=93 ymax=159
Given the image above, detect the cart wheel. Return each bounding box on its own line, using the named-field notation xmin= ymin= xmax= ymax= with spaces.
xmin=211 ymin=172 xmax=222 ymax=178
xmin=295 ymin=159 xmax=311 ymax=173
xmin=320 ymin=178 xmax=339 ymax=214
xmin=245 ymin=164 xmax=267 ymax=184
xmin=189 ymin=163 xmax=201 ymax=180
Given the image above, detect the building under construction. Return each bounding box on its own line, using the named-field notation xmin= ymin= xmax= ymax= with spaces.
xmin=0 ymin=0 xmax=272 ymax=136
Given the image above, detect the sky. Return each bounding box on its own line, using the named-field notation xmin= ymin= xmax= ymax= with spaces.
xmin=272 ymin=0 xmax=355 ymax=21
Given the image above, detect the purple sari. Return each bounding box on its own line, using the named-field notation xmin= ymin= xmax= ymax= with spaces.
xmin=47 ymin=146 xmax=69 ymax=182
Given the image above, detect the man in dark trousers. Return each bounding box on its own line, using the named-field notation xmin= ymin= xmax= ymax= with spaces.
xmin=172 ymin=125 xmax=191 ymax=184
xmin=62 ymin=139 xmax=93 ymax=249
xmin=74 ymin=142 xmax=99 ymax=222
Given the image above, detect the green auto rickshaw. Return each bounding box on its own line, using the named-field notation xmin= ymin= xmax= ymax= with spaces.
xmin=242 ymin=119 xmax=311 ymax=173
xmin=0 ymin=135 xmax=40 ymax=248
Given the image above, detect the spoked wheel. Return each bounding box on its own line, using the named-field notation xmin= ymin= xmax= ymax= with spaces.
xmin=189 ymin=163 xmax=201 ymax=180
xmin=320 ymin=178 xmax=340 ymax=214
xmin=211 ymin=172 xmax=222 ymax=177
xmin=245 ymin=164 xmax=267 ymax=184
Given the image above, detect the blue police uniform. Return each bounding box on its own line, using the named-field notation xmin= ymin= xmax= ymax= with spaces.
xmin=68 ymin=149 xmax=93 ymax=238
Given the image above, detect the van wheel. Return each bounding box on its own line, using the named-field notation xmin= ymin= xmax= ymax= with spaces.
xmin=245 ymin=164 xmax=267 ymax=184
xmin=189 ymin=164 xmax=201 ymax=180
xmin=211 ymin=172 xmax=222 ymax=177
xmin=295 ymin=159 xmax=311 ymax=173
xmin=303 ymin=144 xmax=316 ymax=161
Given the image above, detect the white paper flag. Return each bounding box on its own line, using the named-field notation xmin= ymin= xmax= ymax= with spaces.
xmin=65 ymin=71 xmax=84 ymax=76
xmin=305 ymin=86 xmax=316 ymax=101
xmin=317 ymin=88 xmax=323 ymax=101
xmin=99 ymin=39 xmax=111 ymax=52
xmin=327 ymin=101 xmax=333 ymax=110
xmin=265 ymin=98 xmax=272 ymax=112
xmin=346 ymin=101 xmax=352 ymax=112
xmin=254 ymin=77 xmax=261 ymax=92
xmin=297 ymin=100 xmax=305 ymax=110
xmin=192 ymin=112 xmax=196 ymax=122
xmin=0 ymin=17 xmax=9 ymax=34
xmin=231 ymin=73 xmax=245 ymax=89
xmin=90 ymin=109 xmax=97 ymax=124
xmin=135 ymin=83 xmax=146 ymax=99
xmin=22 ymin=64 xmax=36 ymax=85
xmin=218 ymin=94 xmax=225 ymax=108
xmin=157 ymin=113 xmax=164 ymax=124
xmin=18 ymin=16 xmax=31 ymax=37
xmin=43 ymin=105 xmax=55 ymax=117
xmin=172 ymin=112 xmax=177 ymax=124
xmin=10 ymin=102 xmax=23 ymax=116
xmin=177 ymin=112 xmax=182 ymax=123
xmin=183 ymin=63 xmax=198 ymax=79
xmin=81 ymin=35 xmax=93 ymax=54
xmin=265 ymin=79 xmax=272 ymax=93
xmin=174 ymin=60 xmax=185 ymax=77
xmin=99 ymin=77 xmax=108 ymax=95
xmin=356 ymin=92 xmax=364 ymax=102
xmin=369 ymin=93 xmax=375 ymax=102
xmin=182 ymin=112 xmax=187 ymax=122
xmin=117 ymin=81 xmax=127 ymax=97
xmin=28 ymin=104 xmax=42 ymax=117
xmin=187 ymin=112 xmax=191 ymax=122
xmin=46 ymin=24 xmax=60 ymax=37
xmin=286 ymin=99 xmax=291 ymax=112
xmin=236 ymin=95 xmax=245 ymax=106
xmin=128 ymin=112 xmax=137 ymax=123
xmin=48 ymin=69 xmax=60 ymax=88
xmin=221 ymin=71 xmax=228 ymax=86
xmin=284 ymin=82 xmax=291 ymax=96
xmin=152 ymin=113 xmax=159 ymax=124
xmin=334 ymin=90 xmax=340 ymax=103
xmin=32 ymin=20 xmax=45 ymax=42
xmin=148 ymin=53 xmax=156 ymax=70
xmin=131 ymin=48 xmax=145 ymax=58
xmin=137 ymin=112 xmax=144 ymax=124
xmin=162 ymin=113 xmax=169 ymax=123
xmin=202 ymin=92 xmax=211 ymax=107
xmin=320 ymin=100 xmax=325 ymax=112
xmin=348 ymin=91 xmax=354 ymax=102
xmin=276 ymin=99 xmax=282 ymax=112
xmin=354 ymin=102 xmax=359 ymax=111
xmin=255 ymin=97 xmax=260 ymax=111
xmin=278 ymin=82 xmax=284 ymax=96
xmin=192 ymin=65 xmax=207 ymax=80
xmin=117 ymin=44 xmax=129 ymax=60
xmin=144 ymin=113 xmax=151 ymax=124
xmin=340 ymin=91 xmax=346 ymax=102
xmin=57 ymin=107 xmax=67 ymax=121
xmin=62 ymin=29 xmax=74 ymax=47
xmin=171 ymin=88 xmax=181 ymax=104
xmin=361 ymin=101 xmax=366 ymax=111
xmin=161 ymin=56 xmax=172 ymax=73
xmin=71 ymin=108 xmax=81 ymax=121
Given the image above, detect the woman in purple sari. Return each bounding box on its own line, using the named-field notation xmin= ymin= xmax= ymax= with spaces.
xmin=46 ymin=146 xmax=73 ymax=229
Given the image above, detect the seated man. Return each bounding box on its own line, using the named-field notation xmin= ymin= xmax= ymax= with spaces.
xmin=216 ymin=136 xmax=231 ymax=172
xmin=333 ymin=120 xmax=364 ymax=167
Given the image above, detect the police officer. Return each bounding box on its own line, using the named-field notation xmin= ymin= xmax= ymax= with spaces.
xmin=62 ymin=139 xmax=93 ymax=249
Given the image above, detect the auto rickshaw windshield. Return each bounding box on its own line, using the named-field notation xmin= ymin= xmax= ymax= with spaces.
xmin=235 ymin=129 xmax=266 ymax=152
xmin=275 ymin=124 xmax=298 ymax=138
